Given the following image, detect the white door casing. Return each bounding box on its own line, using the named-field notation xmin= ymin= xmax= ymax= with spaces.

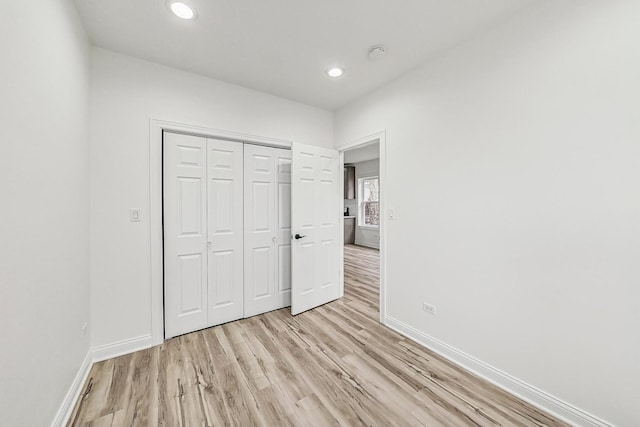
xmin=163 ymin=132 xmax=208 ymax=338
xmin=206 ymin=138 xmax=244 ymax=327
xmin=291 ymin=143 xmax=342 ymax=315
xmin=244 ymin=144 xmax=292 ymax=317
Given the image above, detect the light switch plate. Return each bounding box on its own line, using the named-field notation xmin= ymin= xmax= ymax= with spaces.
xmin=130 ymin=208 xmax=141 ymax=222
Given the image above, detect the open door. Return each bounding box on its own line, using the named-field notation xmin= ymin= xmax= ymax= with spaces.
xmin=291 ymin=142 xmax=343 ymax=315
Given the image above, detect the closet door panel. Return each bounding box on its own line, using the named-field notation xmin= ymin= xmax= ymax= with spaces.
xmin=244 ymin=144 xmax=276 ymax=317
xmin=207 ymin=138 xmax=244 ymax=327
xmin=249 ymin=176 xmax=274 ymax=303
xmin=277 ymin=155 xmax=292 ymax=295
xmin=163 ymin=132 xmax=208 ymax=339
xmin=209 ymin=250 xmax=235 ymax=306
xmin=244 ymin=145 xmax=291 ymax=317
xmin=252 ymin=247 xmax=271 ymax=298
xmin=278 ymin=244 xmax=292 ymax=293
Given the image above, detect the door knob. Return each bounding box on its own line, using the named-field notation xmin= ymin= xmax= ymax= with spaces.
xmin=294 ymin=234 xmax=306 ymax=240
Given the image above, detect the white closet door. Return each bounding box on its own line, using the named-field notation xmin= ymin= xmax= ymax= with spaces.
xmin=206 ymin=138 xmax=244 ymax=327
xmin=244 ymin=144 xmax=292 ymax=317
xmin=291 ymin=142 xmax=342 ymax=315
xmin=163 ymin=132 xmax=208 ymax=339
xmin=275 ymin=150 xmax=293 ymax=309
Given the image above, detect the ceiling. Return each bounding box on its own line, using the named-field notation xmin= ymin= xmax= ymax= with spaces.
xmin=345 ymin=142 xmax=379 ymax=164
xmin=74 ymin=0 xmax=532 ymax=110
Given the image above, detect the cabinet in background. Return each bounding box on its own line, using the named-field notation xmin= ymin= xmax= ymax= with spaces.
xmin=344 ymin=166 xmax=355 ymax=199
xmin=344 ymin=218 xmax=355 ymax=244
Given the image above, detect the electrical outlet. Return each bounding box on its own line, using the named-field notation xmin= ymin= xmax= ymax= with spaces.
xmin=81 ymin=322 xmax=89 ymax=336
xmin=423 ymin=303 xmax=436 ymax=315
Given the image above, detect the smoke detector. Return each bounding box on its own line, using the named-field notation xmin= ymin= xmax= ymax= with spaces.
xmin=368 ymin=45 xmax=386 ymax=61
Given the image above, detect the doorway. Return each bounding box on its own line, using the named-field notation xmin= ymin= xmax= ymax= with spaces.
xmin=339 ymin=132 xmax=386 ymax=322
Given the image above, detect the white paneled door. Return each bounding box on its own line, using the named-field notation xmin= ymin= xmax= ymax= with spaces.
xmin=165 ymin=132 xmax=335 ymax=338
xmin=163 ymin=132 xmax=208 ymax=338
xmin=207 ymin=138 xmax=244 ymax=327
xmin=244 ymin=145 xmax=292 ymax=317
xmin=291 ymin=143 xmax=342 ymax=315
xmin=164 ymin=133 xmax=245 ymax=338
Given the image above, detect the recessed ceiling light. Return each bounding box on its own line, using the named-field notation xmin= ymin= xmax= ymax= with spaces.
xmin=327 ymin=67 xmax=344 ymax=78
xmin=170 ymin=2 xmax=196 ymax=20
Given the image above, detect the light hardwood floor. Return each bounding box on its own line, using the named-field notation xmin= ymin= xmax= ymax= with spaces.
xmin=68 ymin=244 xmax=567 ymax=426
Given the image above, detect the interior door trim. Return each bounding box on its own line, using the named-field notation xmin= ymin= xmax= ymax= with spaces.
xmin=336 ymin=130 xmax=387 ymax=325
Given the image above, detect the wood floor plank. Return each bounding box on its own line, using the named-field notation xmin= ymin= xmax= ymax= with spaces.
xmin=68 ymin=244 xmax=568 ymax=427
xmin=291 ymin=393 xmax=341 ymax=427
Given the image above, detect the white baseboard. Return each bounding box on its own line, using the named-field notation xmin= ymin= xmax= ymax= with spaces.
xmin=52 ymin=334 xmax=155 ymax=426
xmin=91 ymin=334 xmax=153 ymax=363
xmin=384 ymin=316 xmax=613 ymax=427
xmin=354 ymin=241 xmax=379 ymax=249
xmin=50 ymin=351 xmax=92 ymax=427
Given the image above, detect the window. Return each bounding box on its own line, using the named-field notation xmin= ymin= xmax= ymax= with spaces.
xmin=359 ymin=177 xmax=379 ymax=227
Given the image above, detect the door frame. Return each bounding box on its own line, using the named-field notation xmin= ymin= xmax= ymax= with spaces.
xmin=336 ymin=130 xmax=387 ymax=324
xmin=149 ymin=118 xmax=292 ymax=346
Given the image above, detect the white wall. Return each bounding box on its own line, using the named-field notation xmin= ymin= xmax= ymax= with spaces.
xmin=0 ymin=1 xmax=91 ymax=425
xmin=89 ymin=48 xmax=333 ymax=348
xmin=335 ymin=1 xmax=640 ymax=425
xmin=344 ymin=142 xmax=379 ymax=164
xmin=353 ymin=159 xmax=380 ymax=248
